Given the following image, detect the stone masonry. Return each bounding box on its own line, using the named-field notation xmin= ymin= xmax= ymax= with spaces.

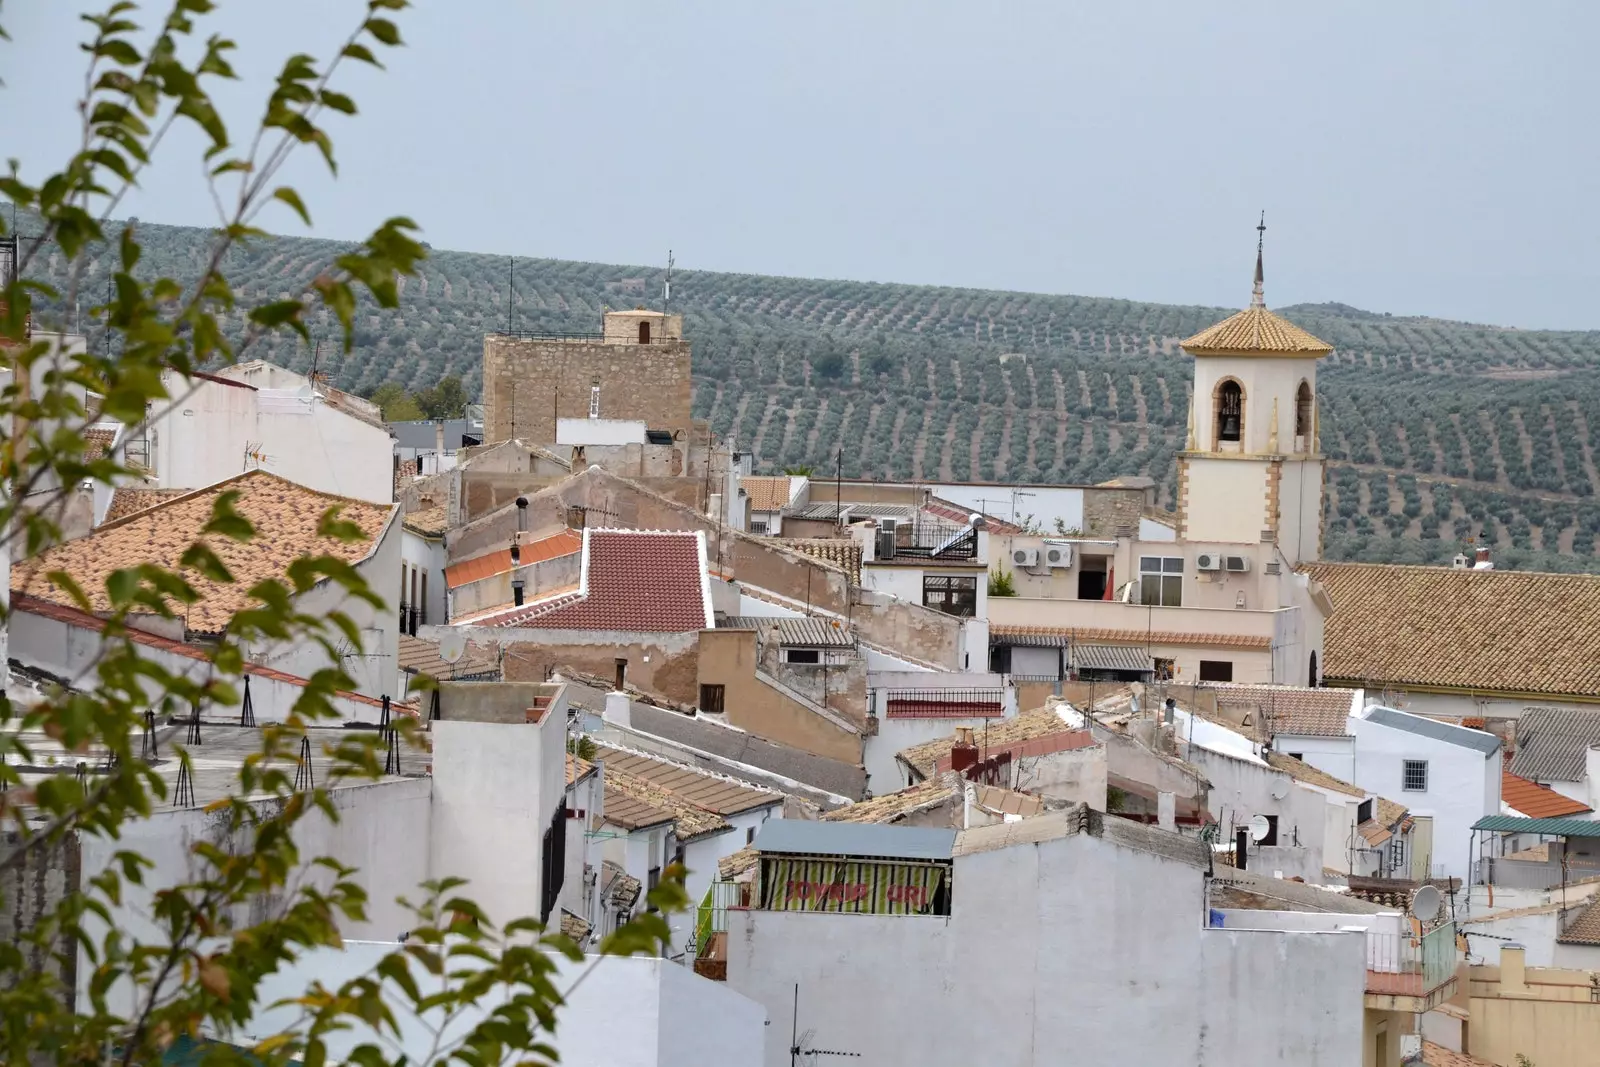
xmin=481 ymin=311 xmax=691 ymax=445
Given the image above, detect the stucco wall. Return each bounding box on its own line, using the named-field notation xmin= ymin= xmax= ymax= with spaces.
xmin=1187 ymin=747 xmax=1327 ymax=866
xmin=726 ymin=828 xmax=1363 ymax=1067
xmin=1184 ymin=460 xmax=1271 ymax=544
xmin=1467 ymin=963 xmax=1600 ymax=1067
xmin=491 ymin=629 xmax=701 ymax=705
xmin=1 ymin=830 xmax=79 ymax=1006
xmin=697 ymin=629 xmax=862 ymax=765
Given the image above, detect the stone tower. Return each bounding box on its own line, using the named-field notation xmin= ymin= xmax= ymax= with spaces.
xmin=481 ymin=308 xmax=691 ymax=445
xmin=1175 ymin=229 xmax=1332 ymax=567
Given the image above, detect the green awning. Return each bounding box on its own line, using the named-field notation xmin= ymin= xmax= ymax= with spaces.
xmin=1471 ymin=815 xmax=1600 ymax=838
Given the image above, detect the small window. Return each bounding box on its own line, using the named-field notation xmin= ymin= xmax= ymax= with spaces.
xmin=1138 ymin=556 xmax=1184 ymax=607
xmin=990 ymin=645 xmax=1013 ymax=674
xmin=638 ymin=320 xmax=651 ymax=344
xmin=1403 ymin=760 xmax=1428 ymax=792
xmin=699 ymin=684 xmax=726 ymax=715
xmin=647 ymin=866 xmax=661 ymax=911
xmin=1199 ymin=660 xmax=1233 ymax=682
xmin=1295 ymin=380 xmax=1313 ymax=439
xmin=785 ymin=648 xmax=821 ymax=665
xmin=750 ymin=520 xmax=769 ymax=536
xmin=1260 ymin=815 xmax=1279 ymax=847
xmin=1357 ymin=798 xmax=1374 ymax=824
xmin=746 ymin=826 xmax=757 ymax=845
xmin=922 ymin=575 xmax=978 ymax=618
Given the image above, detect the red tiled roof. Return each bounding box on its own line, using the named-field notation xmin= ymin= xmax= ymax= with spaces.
xmin=486 ymin=529 xmax=710 ymax=632
xmin=934 ymin=728 xmax=1096 ymax=772
xmin=12 ymin=592 xmax=410 ymax=713
xmin=1502 ymin=769 xmax=1593 ymax=819
xmin=444 ymin=529 xmax=583 ymax=589
xmin=741 ymin=476 xmax=794 ymax=512
xmin=924 ymin=495 xmax=1024 ymax=535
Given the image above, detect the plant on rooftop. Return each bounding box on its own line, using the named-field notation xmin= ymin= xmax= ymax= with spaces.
xmin=987 ymin=568 xmax=1016 ymax=598
xmin=0 ymin=4 xmax=684 ymax=1065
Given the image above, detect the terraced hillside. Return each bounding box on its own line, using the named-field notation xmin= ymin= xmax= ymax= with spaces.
xmin=20 ymin=217 xmax=1600 ymax=573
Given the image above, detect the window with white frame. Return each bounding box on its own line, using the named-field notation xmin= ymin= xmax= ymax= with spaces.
xmin=1402 ymin=759 xmax=1428 ymax=792
xmin=1138 ymin=556 xmax=1184 ymax=607
xmin=750 ymin=519 xmax=769 ymax=535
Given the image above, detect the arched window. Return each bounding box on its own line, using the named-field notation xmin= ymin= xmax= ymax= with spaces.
xmin=1308 ymin=650 xmax=1319 ymax=687
xmin=1214 ymin=379 xmax=1244 ymax=446
xmin=1295 ymin=380 xmax=1313 ymax=440
xmin=638 ymin=320 xmax=651 ymax=344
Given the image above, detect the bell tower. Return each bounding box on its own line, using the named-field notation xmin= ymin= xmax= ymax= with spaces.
xmin=1175 ymin=218 xmax=1331 ymax=567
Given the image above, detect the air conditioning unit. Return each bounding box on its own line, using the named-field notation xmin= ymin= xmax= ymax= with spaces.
xmin=877 ymin=519 xmax=898 ymax=560
xmin=1012 ymin=547 xmax=1040 ymax=568
xmin=1196 ymin=552 xmax=1223 ymax=572
xmin=1224 ymin=555 xmax=1251 ymax=573
xmin=1045 ymin=544 xmax=1073 ymax=569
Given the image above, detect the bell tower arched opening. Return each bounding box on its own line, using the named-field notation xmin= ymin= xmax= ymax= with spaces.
xmin=1295 ymin=380 xmax=1313 ymax=451
xmin=1213 ymin=378 xmax=1244 ymax=450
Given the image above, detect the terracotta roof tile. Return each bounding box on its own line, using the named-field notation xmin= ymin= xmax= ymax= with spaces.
xmin=1212 ymin=683 xmax=1354 ymax=738
xmin=14 ymin=470 xmax=393 ymax=633
xmin=394 ymin=458 xmax=418 ymax=494
xmin=103 ymin=487 xmax=189 ymax=524
xmin=924 ymin=495 xmax=1024 ymax=535
xmin=592 ymin=743 xmax=781 ymax=816
xmin=485 ymin=529 xmax=710 ymax=632
xmin=821 ymin=779 xmax=955 ymax=824
xmin=992 ymin=624 xmax=1271 ymax=651
xmin=566 ymin=754 xmax=595 ymax=786
xmin=1306 ymin=561 xmax=1600 ymax=697
xmin=403 ymin=506 xmax=448 ymax=537
xmin=897 ymin=704 xmax=1085 ymax=778
xmin=718 ymin=846 xmax=760 ymax=879
xmin=1558 ymin=894 xmax=1600 ymax=945
xmin=1265 ymin=752 xmax=1365 ymax=797
xmin=444 ymin=529 xmax=582 ymax=589
xmin=1421 ymin=1042 xmax=1496 ymax=1067
xmin=560 ymin=909 xmax=592 ymax=943
xmin=1502 ymin=769 xmax=1593 ymax=819
xmin=83 ymin=427 xmax=117 ymax=461
xmin=741 ymin=476 xmax=795 ymax=512
xmin=397 ymin=633 xmax=499 ymax=680
xmin=1180 ymin=305 xmax=1332 ymax=356
xmin=781 ymin=539 xmax=862 ymax=585
xmin=603 ymin=767 xmax=730 ymax=840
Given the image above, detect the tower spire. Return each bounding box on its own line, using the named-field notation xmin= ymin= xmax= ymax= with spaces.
xmin=1251 ymin=211 xmax=1266 ymax=308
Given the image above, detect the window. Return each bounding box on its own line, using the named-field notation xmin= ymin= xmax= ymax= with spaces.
xmin=646 ymin=866 xmax=661 ymax=911
xmin=1077 ymin=557 xmax=1108 ymax=600
xmin=1295 ymin=380 xmax=1313 ymax=439
xmin=1138 ymin=556 xmax=1184 ymax=606
xmin=746 ymin=826 xmax=757 ymax=845
xmin=923 ymin=575 xmax=978 ymax=618
xmin=990 ymin=645 xmax=1013 ymax=674
xmin=638 ymin=320 xmax=651 ymax=344
xmin=1308 ymin=650 xmax=1318 ymax=688
xmin=420 ymin=572 xmax=428 ymax=626
xmin=1357 ymin=798 xmax=1374 ymax=824
xmin=1288 ymin=752 xmax=1304 ymax=762
xmin=1199 ymin=660 xmax=1234 ymax=682
xmin=1260 ymin=815 xmax=1279 ymax=847
xmin=1403 ymin=760 xmax=1429 ymax=792
xmin=785 ymin=648 xmax=821 ymax=665
xmin=1215 ymin=379 xmax=1244 ymax=445
xmin=750 ymin=519 xmax=769 ymax=535
xmin=699 ymin=684 xmax=726 ymax=715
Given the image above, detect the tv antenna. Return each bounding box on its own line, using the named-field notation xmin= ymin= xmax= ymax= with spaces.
xmin=661 ymin=249 xmax=674 ymax=316
xmin=790 ymin=985 xmax=860 ymax=1066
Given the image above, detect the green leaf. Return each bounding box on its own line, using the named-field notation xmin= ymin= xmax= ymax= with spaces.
xmin=272 ymin=185 xmax=313 ymax=226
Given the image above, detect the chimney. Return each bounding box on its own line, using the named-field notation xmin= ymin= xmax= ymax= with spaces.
xmin=512 ymin=577 xmax=525 ymax=607
xmin=515 ymin=496 xmax=528 ymax=534
xmin=1474 ymin=545 xmax=1494 ymax=570
xmin=1500 ymin=943 xmax=1527 ymax=995
xmin=603 ymin=690 xmax=631 ymax=729
xmin=950 ymin=726 xmax=980 ymax=774
xmin=435 ymin=419 xmax=445 ymax=455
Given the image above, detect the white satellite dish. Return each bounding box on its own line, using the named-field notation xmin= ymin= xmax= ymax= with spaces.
xmin=1411 ymin=884 xmax=1441 ymax=920
xmin=1269 ymin=778 xmax=1290 ymax=801
xmin=1247 ymin=814 xmax=1272 ymax=842
xmin=437 ymin=630 xmax=466 ymax=665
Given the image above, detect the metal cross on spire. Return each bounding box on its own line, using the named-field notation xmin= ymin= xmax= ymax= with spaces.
xmin=1251 ymin=211 xmax=1266 ymax=308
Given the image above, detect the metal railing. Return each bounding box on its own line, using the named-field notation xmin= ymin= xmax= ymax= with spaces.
xmin=694 ymin=881 xmax=744 ymax=960
xmin=891 ymin=519 xmax=978 ymax=560
xmin=1473 ymin=855 xmax=1600 ymax=891
xmin=1365 ymin=922 xmax=1456 ymax=998
xmin=881 ymin=688 xmax=1005 ymax=719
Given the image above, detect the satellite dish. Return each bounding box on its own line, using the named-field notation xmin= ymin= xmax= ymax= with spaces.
xmin=437 ymin=630 xmax=466 ymax=665
xmin=1269 ymin=778 xmax=1290 ymax=801
xmin=1412 ymin=884 xmax=1441 ymax=920
xmin=1248 ymin=814 xmax=1272 ymax=842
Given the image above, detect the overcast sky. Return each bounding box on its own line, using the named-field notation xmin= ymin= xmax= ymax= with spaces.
xmin=5 ymin=2 xmax=1599 ymax=328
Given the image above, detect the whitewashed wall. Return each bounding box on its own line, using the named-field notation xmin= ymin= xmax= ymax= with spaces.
xmin=237 ymin=943 xmax=765 ymax=1067
xmin=727 ymin=830 xmax=1364 ymax=1066
xmin=1276 ymin=732 xmax=1357 ymax=782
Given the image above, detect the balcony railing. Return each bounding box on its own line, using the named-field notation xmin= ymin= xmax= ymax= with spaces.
xmin=881 ymin=688 xmax=1005 ymax=719
xmin=890 ymin=519 xmax=978 ymax=560
xmin=693 ymin=880 xmax=746 ymax=981
xmin=1366 ymin=922 xmax=1456 ymax=1000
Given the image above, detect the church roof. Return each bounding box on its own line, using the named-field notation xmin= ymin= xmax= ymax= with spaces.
xmin=1180 ymin=305 xmax=1332 ymax=357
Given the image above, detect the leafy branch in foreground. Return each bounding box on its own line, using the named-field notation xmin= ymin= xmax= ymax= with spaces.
xmin=0 ymin=3 xmax=686 ymax=1065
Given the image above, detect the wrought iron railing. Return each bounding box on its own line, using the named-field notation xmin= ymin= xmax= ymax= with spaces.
xmin=881 ymin=688 xmax=1005 ymax=719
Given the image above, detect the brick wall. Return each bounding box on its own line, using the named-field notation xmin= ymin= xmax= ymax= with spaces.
xmin=1081 ymin=487 xmax=1146 ymax=537
xmin=481 ymin=335 xmax=691 ymax=445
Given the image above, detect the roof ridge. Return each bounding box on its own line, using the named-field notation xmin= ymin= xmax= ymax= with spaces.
xmin=593 ymin=738 xmax=782 ymax=798
xmin=1307 ymin=559 xmax=1600 ymax=582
